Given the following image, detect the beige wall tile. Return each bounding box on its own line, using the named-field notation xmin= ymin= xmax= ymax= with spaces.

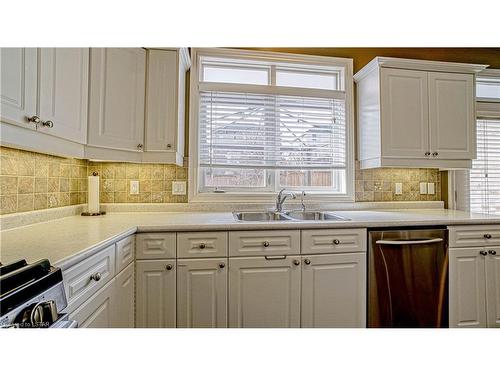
xmin=1 ymin=176 xmax=18 ymax=195
xmin=34 ymin=194 xmax=48 ymax=210
xmin=0 ymin=195 xmax=17 ymax=214
xmin=18 ymin=177 xmax=34 ymax=194
xmin=17 ymin=194 xmax=34 ymax=212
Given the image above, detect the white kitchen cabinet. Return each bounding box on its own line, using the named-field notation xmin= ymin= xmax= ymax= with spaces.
xmin=379 ymin=68 xmax=430 ymax=159
xmin=301 ymin=253 xmax=366 ymax=328
xmin=143 ymin=49 xmax=190 ymax=166
xmin=449 ymin=248 xmax=487 ymax=328
xmin=0 ymin=48 xmax=38 ymax=128
xmin=38 ymin=48 xmax=89 ymax=144
xmin=87 ymin=48 xmax=146 ymax=153
xmin=485 ymin=248 xmax=500 ymax=328
xmin=136 ymin=259 xmax=176 ymax=328
xmin=228 ymin=256 xmax=301 ymax=328
xmin=354 ymin=57 xmax=487 ymax=169
xmin=69 ymin=279 xmax=115 ymax=328
xmin=113 ymin=262 xmax=135 ymax=328
xmin=428 ymin=72 xmax=475 ymax=160
xmin=177 ymin=258 xmax=227 ymax=328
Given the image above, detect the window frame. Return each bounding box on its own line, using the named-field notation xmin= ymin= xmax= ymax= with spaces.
xmin=452 ymin=69 xmax=500 ymax=213
xmin=188 ymin=48 xmax=355 ymax=203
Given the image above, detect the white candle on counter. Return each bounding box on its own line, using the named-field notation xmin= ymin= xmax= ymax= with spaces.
xmin=87 ymin=175 xmax=100 ymax=214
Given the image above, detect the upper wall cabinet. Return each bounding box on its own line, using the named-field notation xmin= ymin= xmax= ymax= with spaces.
xmin=354 ymin=57 xmax=487 ymax=169
xmin=1 ymin=48 xmax=89 ymax=156
xmin=143 ymin=49 xmax=190 ymax=165
xmin=0 ymin=48 xmax=38 ymax=128
xmin=87 ymin=48 xmax=146 ymax=155
xmin=38 ymin=48 xmax=89 ymax=144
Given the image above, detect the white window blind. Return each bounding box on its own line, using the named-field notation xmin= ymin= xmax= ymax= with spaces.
xmin=470 ymin=118 xmax=500 ymax=215
xmin=199 ymin=91 xmax=346 ymax=170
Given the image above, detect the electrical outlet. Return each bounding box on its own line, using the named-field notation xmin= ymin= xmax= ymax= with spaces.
xmin=427 ymin=182 xmax=435 ymax=195
xmin=420 ymin=182 xmax=427 ymax=194
xmin=172 ymin=181 xmax=187 ymax=195
xmin=395 ymin=183 xmax=403 ymax=195
xmin=130 ymin=180 xmax=139 ymax=195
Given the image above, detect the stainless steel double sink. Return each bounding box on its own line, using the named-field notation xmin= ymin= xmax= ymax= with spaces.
xmin=233 ymin=211 xmax=350 ymax=222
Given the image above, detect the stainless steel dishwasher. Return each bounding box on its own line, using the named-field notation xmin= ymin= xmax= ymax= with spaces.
xmin=368 ymin=228 xmax=448 ymax=328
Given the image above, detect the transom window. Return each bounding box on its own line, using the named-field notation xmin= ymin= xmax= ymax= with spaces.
xmin=189 ymin=49 xmax=354 ymax=201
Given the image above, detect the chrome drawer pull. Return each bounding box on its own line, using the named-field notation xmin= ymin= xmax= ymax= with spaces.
xmin=199 ymin=243 xmax=206 ymax=249
xmin=484 ymin=234 xmax=492 ymax=239
xmin=265 ymin=255 xmax=286 ymax=260
xmin=480 ymin=250 xmax=488 ymax=256
xmin=90 ymin=272 xmax=102 ymax=282
xmin=166 ymin=264 xmax=173 ymax=270
xmin=333 ymin=239 xmax=340 ymax=245
xmin=263 ymin=241 xmax=270 ymax=247
xmin=489 ymin=250 xmax=497 ymax=255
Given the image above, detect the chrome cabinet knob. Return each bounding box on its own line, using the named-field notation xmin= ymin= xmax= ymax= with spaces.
xmin=293 ymin=259 xmax=300 ymax=266
xmin=90 ymin=272 xmax=102 ymax=281
xmin=27 ymin=115 xmax=41 ymax=125
xmin=166 ymin=264 xmax=173 ymax=270
xmin=263 ymin=241 xmax=270 ymax=247
xmin=432 ymin=152 xmax=438 ymax=157
xmin=137 ymin=144 xmax=143 ymax=150
xmin=333 ymin=239 xmax=340 ymax=245
xmin=219 ymin=262 xmax=225 ymax=268
xmin=424 ymin=152 xmax=431 ymax=156
xmin=41 ymin=120 xmax=54 ymax=128
xmin=484 ymin=234 xmax=492 ymax=239
xmin=304 ymin=259 xmax=311 ymax=265
xmin=480 ymin=250 xmax=488 ymax=256
xmin=199 ymin=243 xmax=206 ymax=249
xmin=166 ymin=144 xmax=172 ymax=149
xmin=489 ymin=250 xmax=497 ymax=255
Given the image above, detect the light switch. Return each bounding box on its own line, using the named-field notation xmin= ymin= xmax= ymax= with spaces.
xmin=427 ymin=182 xmax=435 ymax=195
xmin=395 ymin=183 xmax=403 ymax=195
xmin=130 ymin=180 xmax=139 ymax=195
xmin=172 ymin=181 xmax=187 ymax=195
xmin=419 ymin=182 xmax=427 ymax=195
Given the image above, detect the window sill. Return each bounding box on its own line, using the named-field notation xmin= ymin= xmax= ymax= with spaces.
xmin=189 ymin=191 xmax=355 ymax=204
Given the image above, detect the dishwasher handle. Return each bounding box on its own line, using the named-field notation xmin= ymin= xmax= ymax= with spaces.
xmin=376 ymin=238 xmax=444 ymax=245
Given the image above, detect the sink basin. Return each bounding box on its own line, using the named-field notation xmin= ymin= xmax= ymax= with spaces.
xmin=285 ymin=211 xmax=350 ymax=221
xmin=233 ymin=211 xmax=291 ymax=221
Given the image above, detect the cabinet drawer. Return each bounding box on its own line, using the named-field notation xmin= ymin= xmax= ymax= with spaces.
xmin=177 ymin=232 xmax=228 ymax=258
xmin=63 ymin=244 xmax=115 ymax=312
xmin=136 ymin=233 xmax=176 ymax=259
xmin=229 ymin=230 xmax=300 ymax=257
xmin=449 ymin=225 xmax=500 ymax=248
xmin=116 ymin=235 xmax=135 ymax=273
xmin=69 ymin=279 xmax=115 ymax=328
xmin=302 ymin=228 xmax=367 ymax=254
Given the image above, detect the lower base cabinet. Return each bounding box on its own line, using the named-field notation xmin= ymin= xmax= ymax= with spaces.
xmin=113 ymin=262 xmax=135 ymax=328
xmin=301 ymin=253 xmax=366 ymax=328
xmin=229 ymin=256 xmax=302 ymax=328
xmin=177 ymin=258 xmax=228 ymax=328
xmin=136 ymin=259 xmax=176 ymax=328
xmin=69 ymin=279 xmax=115 ymax=328
xmin=449 ymin=246 xmax=500 ymax=328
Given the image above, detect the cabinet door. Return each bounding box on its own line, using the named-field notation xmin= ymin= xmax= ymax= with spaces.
xmin=486 ymin=248 xmax=500 ymax=328
xmin=301 ymin=253 xmax=366 ymax=328
xmin=177 ymin=258 xmax=227 ymax=328
xmin=145 ymin=49 xmax=178 ymax=152
xmin=38 ymin=48 xmax=89 ymax=143
xmin=0 ymin=48 xmax=37 ymax=127
xmin=449 ymin=248 xmax=487 ymax=328
xmin=113 ymin=262 xmax=135 ymax=328
xmin=88 ymin=48 xmax=146 ymax=151
xmin=428 ymin=72 xmax=475 ymax=159
xmin=69 ymin=280 xmax=115 ymax=328
xmin=229 ymin=256 xmax=301 ymax=328
xmin=380 ymin=68 xmax=430 ymax=159
xmin=136 ymin=260 xmax=176 ymax=328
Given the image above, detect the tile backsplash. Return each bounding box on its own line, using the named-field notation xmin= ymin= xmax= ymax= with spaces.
xmin=355 ymin=163 xmax=441 ymax=202
xmin=0 ymin=146 xmax=441 ymax=215
xmin=0 ymin=147 xmax=87 ymax=214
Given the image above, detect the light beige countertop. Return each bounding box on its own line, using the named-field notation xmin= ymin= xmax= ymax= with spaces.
xmin=1 ymin=209 xmax=499 ymax=268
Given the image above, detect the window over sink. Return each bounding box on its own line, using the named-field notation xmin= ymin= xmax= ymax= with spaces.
xmin=189 ymin=48 xmax=354 ymax=202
